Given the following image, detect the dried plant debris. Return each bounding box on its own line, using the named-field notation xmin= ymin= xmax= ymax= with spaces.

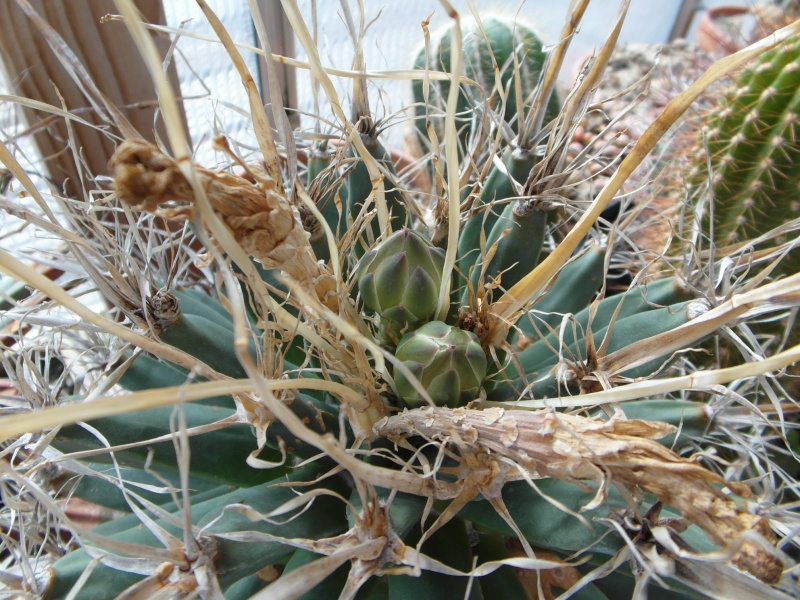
xmin=375 ymin=406 xmax=783 ymax=584
xmin=109 ymin=139 xmax=338 ymax=311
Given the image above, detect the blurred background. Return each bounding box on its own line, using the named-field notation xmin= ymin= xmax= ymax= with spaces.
xmin=0 ymin=0 xmax=759 ymax=189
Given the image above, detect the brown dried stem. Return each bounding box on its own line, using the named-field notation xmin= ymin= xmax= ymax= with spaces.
xmin=374 ymin=406 xmax=783 ymax=584
xmin=108 ymin=139 xmax=338 ymax=311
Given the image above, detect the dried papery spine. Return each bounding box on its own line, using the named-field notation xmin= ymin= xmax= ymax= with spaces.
xmin=109 ymin=139 xmax=338 ymax=311
xmin=374 ymin=406 xmax=783 ymax=584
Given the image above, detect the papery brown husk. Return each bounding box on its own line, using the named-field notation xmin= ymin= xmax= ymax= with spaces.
xmin=108 ymin=139 xmax=337 ymax=311
xmin=374 ymin=406 xmax=783 ymax=584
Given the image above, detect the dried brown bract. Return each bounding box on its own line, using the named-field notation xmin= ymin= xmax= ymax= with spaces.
xmin=109 ymin=139 xmax=338 ymax=311
xmin=375 ymin=406 xmax=783 ymax=584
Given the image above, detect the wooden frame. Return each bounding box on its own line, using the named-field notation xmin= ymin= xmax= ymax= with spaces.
xmin=0 ymin=0 xmax=185 ymax=198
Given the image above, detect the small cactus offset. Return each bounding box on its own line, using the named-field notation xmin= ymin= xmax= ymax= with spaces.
xmin=1 ymin=3 xmax=799 ymax=600
xmin=358 ymin=228 xmax=445 ymax=344
xmin=394 ymin=321 xmax=487 ymax=408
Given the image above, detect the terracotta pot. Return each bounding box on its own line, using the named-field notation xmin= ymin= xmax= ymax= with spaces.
xmin=695 ymin=6 xmax=752 ymax=54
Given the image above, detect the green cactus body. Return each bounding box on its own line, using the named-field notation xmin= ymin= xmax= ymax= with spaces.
xmin=345 ymin=134 xmax=408 ymax=254
xmin=118 ymin=353 xmax=229 ymax=408
xmin=159 ymin=313 xmax=251 ymax=379
xmin=47 ymin=469 xmax=349 ymax=599
xmin=281 ymin=548 xmax=351 ymax=600
xmin=700 ymin=36 xmax=800 ymax=274
xmin=115 ymin=290 xmax=339 ymax=474
xmin=67 ymin=463 xmax=225 ymax=512
xmin=53 ymin=403 xmax=278 ymax=486
xmin=609 ymin=399 xmax=711 ymax=447
xmin=470 ymin=533 xmax=529 ymax=598
xmin=491 ymin=299 xmax=707 ymax=399
xmin=394 ymin=320 xmax=487 ymax=408
xmin=510 ymin=243 xmax=607 ymax=345
xmin=457 ymin=147 xmax=537 ymax=296
xmin=501 ymin=274 xmax=692 ymax=383
xmin=413 ymin=17 xmax=559 ymax=151
xmin=171 ymin=286 xmax=233 ymax=327
xmin=388 ymin=517 xmax=483 ymax=599
xmin=306 ymin=141 xmax=345 ymax=263
xmin=468 ymin=198 xmax=550 ymax=302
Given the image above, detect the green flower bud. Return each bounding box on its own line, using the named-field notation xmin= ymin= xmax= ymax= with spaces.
xmin=358 ymin=228 xmax=445 ymax=339
xmin=394 ymin=321 xmax=488 ymax=408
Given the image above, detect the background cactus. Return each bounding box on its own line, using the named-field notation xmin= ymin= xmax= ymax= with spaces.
xmin=677 ymin=31 xmax=800 ymax=387
xmin=693 ymin=35 xmax=800 ymax=278
xmin=0 ymin=2 xmax=799 ymax=599
xmin=412 ymin=16 xmax=560 ymax=155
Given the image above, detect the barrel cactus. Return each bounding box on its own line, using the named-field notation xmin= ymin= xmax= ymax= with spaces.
xmin=1 ymin=3 xmax=799 ymax=600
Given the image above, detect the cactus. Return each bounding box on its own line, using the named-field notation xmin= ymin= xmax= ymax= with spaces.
xmin=684 ymin=34 xmax=800 ymax=363
xmin=413 ymin=16 xmax=560 ymax=154
xmin=1 ymin=4 xmax=799 ymax=600
xmin=393 ymin=320 xmax=487 ymax=408
xmin=358 ymin=228 xmax=446 ymax=344
xmin=694 ymin=35 xmax=800 ymax=276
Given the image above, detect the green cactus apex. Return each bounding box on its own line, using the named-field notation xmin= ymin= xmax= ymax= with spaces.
xmin=394 ymin=320 xmax=487 ymax=408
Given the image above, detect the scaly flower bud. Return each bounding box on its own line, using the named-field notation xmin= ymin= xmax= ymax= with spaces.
xmin=394 ymin=321 xmax=487 ymax=408
xmin=358 ymin=228 xmax=445 ymax=341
